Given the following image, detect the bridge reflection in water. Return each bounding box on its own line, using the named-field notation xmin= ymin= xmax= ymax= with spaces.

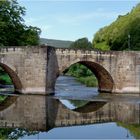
xmin=0 ymin=94 xmax=139 ymax=133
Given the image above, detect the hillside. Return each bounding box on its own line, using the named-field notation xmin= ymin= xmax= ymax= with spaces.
xmin=40 ymin=38 xmax=73 ymax=48
xmin=93 ymin=3 xmax=140 ymax=51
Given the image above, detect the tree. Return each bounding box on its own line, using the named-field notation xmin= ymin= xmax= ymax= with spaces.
xmin=92 ymin=3 xmax=140 ymax=51
xmin=0 ymin=0 xmax=41 ymax=46
xmin=0 ymin=0 xmax=41 ymax=85
xmin=70 ymin=37 xmax=92 ymax=49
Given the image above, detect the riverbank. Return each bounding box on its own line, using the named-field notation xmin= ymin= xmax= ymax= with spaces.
xmin=65 ymin=73 xmax=98 ymax=87
xmin=65 ymin=63 xmax=98 ymax=87
xmin=0 ymin=67 xmax=12 ymax=85
xmin=76 ymin=76 xmax=98 ymax=87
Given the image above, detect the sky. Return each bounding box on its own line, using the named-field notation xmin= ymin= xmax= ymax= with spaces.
xmin=18 ymin=0 xmax=140 ymax=41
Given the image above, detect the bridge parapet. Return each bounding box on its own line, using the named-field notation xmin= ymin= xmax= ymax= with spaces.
xmin=0 ymin=47 xmax=23 ymax=53
xmin=0 ymin=120 xmax=22 ymax=128
xmin=55 ymin=48 xmax=122 ymax=55
xmin=55 ymin=117 xmax=114 ymax=128
xmin=56 ymin=48 xmax=105 ymax=54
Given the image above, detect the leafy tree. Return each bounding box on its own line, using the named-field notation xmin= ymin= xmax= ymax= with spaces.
xmin=0 ymin=0 xmax=41 ymax=85
xmin=0 ymin=67 xmax=12 ymax=85
xmin=70 ymin=37 xmax=92 ymax=49
xmin=0 ymin=0 xmax=41 ymax=46
xmin=93 ymin=3 xmax=140 ymax=51
xmin=66 ymin=63 xmax=98 ymax=87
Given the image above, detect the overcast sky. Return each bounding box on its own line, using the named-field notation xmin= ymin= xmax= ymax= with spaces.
xmin=18 ymin=0 xmax=140 ymax=41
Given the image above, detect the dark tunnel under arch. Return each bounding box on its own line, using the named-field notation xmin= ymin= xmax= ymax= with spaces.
xmin=0 ymin=63 xmax=22 ymax=93
xmin=61 ymin=61 xmax=114 ymax=93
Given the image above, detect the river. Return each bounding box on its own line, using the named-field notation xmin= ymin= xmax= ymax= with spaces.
xmin=0 ymin=76 xmax=140 ymax=139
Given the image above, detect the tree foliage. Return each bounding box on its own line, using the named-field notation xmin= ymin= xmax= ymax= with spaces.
xmin=0 ymin=128 xmax=38 ymax=139
xmin=93 ymin=3 xmax=140 ymax=50
xmin=117 ymin=122 xmax=140 ymax=139
xmin=0 ymin=0 xmax=41 ymax=46
xmin=70 ymin=37 xmax=92 ymax=49
xmin=0 ymin=69 xmax=12 ymax=85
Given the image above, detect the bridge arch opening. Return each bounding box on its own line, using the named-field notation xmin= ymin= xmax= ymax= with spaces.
xmin=56 ymin=61 xmax=114 ymax=95
xmin=59 ymin=99 xmax=107 ymax=113
xmin=78 ymin=61 xmax=114 ymax=93
xmin=0 ymin=63 xmax=22 ymax=93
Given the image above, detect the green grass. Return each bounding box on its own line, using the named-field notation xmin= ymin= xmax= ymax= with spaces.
xmin=0 ymin=69 xmax=13 ymax=103
xmin=77 ymin=76 xmax=98 ymax=87
xmin=117 ymin=122 xmax=140 ymax=139
xmin=0 ymin=74 xmax=12 ymax=85
xmin=65 ymin=63 xmax=98 ymax=87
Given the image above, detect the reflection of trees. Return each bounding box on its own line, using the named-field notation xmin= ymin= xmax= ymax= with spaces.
xmin=69 ymin=100 xmax=89 ymax=108
xmin=0 ymin=95 xmax=7 ymax=103
xmin=118 ymin=122 xmax=140 ymax=139
xmin=74 ymin=101 xmax=106 ymax=113
xmin=0 ymin=96 xmax=17 ymax=111
xmin=69 ymin=100 xmax=106 ymax=113
xmin=0 ymin=128 xmax=38 ymax=139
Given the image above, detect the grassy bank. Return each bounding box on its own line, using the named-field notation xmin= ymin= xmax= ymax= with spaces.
xmin=0 ymin=68 xmax=12 ymax=103
xmin=66 ymin=63 xmax=98 ymax=87
xmin=0 ymin=67 xmax=12 ymax=85
xmin=0 ymin=75 xmax=12 ymax=85
xmin=77 ymin=76 xmax=98 ymax=87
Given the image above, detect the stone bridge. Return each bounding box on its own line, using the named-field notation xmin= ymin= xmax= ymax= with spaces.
xmin=0 ymin=95 xmax=139 ymax=131
xmin=0 ymin=46 xmax=140 ymax=94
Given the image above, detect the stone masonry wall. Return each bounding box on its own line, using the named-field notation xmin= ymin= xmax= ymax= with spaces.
xmin=0 ymin=46 xmax=140 ymax=94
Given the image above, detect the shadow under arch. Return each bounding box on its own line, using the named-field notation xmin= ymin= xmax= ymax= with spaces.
xmin=73 ymin=101 xmax=107 ymax=113
xmin=0 ymin=63 xmax=22 ymax=93
xmin=60 ymin=60 xmax=114 ymax=93
xmin=0 ymin=96 xmax=18 ymax=111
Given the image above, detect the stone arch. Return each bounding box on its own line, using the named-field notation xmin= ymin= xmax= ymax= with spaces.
xmin=73 ymin=101 xmax=106 ymax=113
xmin=0 ymin=63 xmax=22 ymax=92
xmin=59 ymin=60 xmax=114 ymax=93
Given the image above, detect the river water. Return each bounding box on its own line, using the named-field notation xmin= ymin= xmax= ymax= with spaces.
xmin=0 ymin=76 xmax=140 ymax=139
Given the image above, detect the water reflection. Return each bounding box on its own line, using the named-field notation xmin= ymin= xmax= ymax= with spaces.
xmin=60 ymin=99 xmax=106 ymax=113
xmin=55 ymin=76 xmax=98 ymax=100
xmin=0 ymin=94 xmax=138 ymax=139
xmin=0 ymin=76 xmax=140 ymax=139
xmin=60 ymin=99 xmax=89 ymax=110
